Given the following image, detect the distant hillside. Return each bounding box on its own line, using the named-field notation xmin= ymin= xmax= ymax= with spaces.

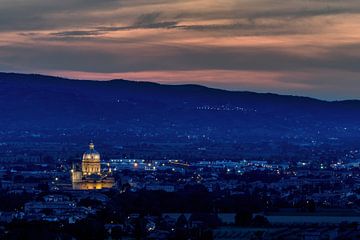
xmin=0 ymin=72 xmax=359 ymax=143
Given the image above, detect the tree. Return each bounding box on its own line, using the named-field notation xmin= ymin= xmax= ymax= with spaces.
xmin=235 ymin=210 xmax=252 ymax=226
xmin=251 ymin=215 xmax=270 ymax=227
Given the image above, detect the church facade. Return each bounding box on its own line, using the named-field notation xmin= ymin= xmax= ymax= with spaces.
xmin=71 ymin=142 xmax=115 ymax=190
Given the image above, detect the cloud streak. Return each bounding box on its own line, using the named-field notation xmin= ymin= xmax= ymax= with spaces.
xmin=0 ymin=0 xmax=360 ymax=100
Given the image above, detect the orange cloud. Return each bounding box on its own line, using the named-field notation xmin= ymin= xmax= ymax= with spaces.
xmin=1 ymin=0 xmax=360 ymax=99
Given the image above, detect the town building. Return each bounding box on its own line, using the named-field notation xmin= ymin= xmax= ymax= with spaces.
xmin=71 ymin=142 xmax=115 ymax=190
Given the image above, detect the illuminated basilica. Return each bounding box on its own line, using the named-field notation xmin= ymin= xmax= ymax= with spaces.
xmin=71 ymin=142 xmax=115 ymax=190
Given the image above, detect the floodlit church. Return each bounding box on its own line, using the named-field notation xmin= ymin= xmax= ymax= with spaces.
xmin=71 ymin=142 xmax=115 ymax=190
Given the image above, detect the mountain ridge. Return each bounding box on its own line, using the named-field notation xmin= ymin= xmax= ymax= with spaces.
xmin=0 ymin=72 xmax=359 ymax=143
xmin=1 ymin=71 xmax=357 ymax=103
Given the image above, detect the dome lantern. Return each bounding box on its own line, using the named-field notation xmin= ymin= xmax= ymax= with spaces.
xmin=89 ymin=142 xmax=95 ymax=150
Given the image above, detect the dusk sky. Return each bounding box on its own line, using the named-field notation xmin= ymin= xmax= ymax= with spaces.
xmin=1 ymin=0 xmax=360 ymax=100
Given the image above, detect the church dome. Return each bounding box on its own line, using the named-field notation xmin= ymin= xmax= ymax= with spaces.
xmin=82 ymin=142 xmax=100 ymax=162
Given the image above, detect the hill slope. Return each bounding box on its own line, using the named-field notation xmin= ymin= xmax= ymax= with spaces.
xmin=0 ymin=72 xmax=359 ymax=143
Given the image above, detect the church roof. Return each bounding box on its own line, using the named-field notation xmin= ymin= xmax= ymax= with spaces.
xmin=83 ymin=142 xmax=100 ymax=160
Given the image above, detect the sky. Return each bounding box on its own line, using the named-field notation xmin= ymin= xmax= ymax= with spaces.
xmin=0 ymin=0 xmax=359 ymax=100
